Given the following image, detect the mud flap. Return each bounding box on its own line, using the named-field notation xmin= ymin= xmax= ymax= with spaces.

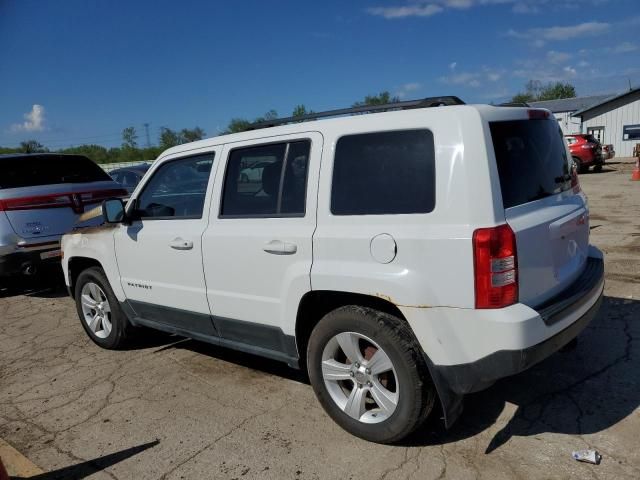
xmin=422 ymin=352 xmax=464 ymax=428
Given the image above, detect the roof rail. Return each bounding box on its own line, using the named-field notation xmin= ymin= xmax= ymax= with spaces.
xmin=243 ymin=96 xmax=465 ymax=131
xmin=498 ymin=101 xmax=530 ymax=107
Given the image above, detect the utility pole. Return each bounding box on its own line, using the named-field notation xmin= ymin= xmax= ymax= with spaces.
xmin=143 ymin=123 xmax=151 ymax=148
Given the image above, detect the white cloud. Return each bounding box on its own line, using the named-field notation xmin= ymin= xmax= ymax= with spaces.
xmin=367 ymin=4 xmax=443 ymax=19
xmin=508 ymin=21 xmax=609 ymax=46
xmin=612 ymin=42 xmax=638 ymax=53
xmin=369 ymin=1 xmax=615 ymax=20
xmin=578 ymin=60 xmax=590 ymax=67
xmin=563 ymin=65 xmax=577 ymax=76
xmin=440 ymin=72 xmax=482 ymax=87
xmin=439 ymin=65 xmax=504 ymax=88
xmin=394 ymin=82 xmax=423 ymax=98
xmin=10 ymin=105 xmax=46 ymax=133
xmin=512 ymin=2 xmax=539 ymax=13
xmin=547 ymin=50 xmax=571 ymax=64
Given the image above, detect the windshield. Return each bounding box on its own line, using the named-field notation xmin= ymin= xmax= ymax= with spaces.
xmin=490 ymin=119 xmax=572 ymax=209
xmin=0 ymin=154 xmax=111 ymax=189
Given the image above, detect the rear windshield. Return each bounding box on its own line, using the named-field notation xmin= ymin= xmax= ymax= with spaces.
xmin=0 ymin=155 xmax=111 ymax=189
xmin=490 ymin=119 xmax=571 ymax=209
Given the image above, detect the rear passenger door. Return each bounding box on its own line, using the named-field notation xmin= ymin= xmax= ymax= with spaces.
xmin=202 ymin=133 xmax=322 ymax=360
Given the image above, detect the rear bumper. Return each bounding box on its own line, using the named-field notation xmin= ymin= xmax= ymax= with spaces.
xmin=429 ymin=255 xmax=604 ymax=395
xmin=0 ymin=247 xmax=62 ymax=277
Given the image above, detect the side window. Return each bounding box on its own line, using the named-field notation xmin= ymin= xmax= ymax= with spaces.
xmin=220 ymin=140 xmax=310 ymax=217
xmin=136 ymin=153 xmax=214 ymax=219
xmin=331 ymin=130 xmax=435 ymax=215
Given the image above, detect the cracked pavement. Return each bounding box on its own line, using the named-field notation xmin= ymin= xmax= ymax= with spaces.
xmin=1 ymin=160 xmax=639 ymax=479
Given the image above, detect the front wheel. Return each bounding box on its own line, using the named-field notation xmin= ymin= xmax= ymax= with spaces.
xmin=593 ymin=164 xmax=603 ymax=172
xmin=307 ymin=306 xmax=436 ymax=443
xmin=74 ymin=267 xmax=132 ymax=349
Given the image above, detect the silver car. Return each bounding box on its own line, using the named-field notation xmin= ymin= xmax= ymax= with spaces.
xmin=0 ymin=153 xmax=126 ymax=282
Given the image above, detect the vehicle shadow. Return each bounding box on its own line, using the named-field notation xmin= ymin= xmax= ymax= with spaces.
xmin=164 ymin=336 xmax=308 ymax=384
xmin=405 ymin=295 xmax=639 ymax=452
xmin=0 ymin=269 xmax=67 ymax=300
xmin=118 ymin=295 xmax=639 ymax=453
xmin=8 ymin=440 xmax=159 ymax=480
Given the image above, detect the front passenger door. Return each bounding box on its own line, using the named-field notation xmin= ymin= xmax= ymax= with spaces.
xmin=114 ymin=151 xmax=218 ymax=335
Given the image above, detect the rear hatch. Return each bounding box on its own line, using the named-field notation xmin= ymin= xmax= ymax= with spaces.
xmin=490 ymin=116 xmax=590 ymax=307
xmin=0 ymin=155 xmax=126 ymax=239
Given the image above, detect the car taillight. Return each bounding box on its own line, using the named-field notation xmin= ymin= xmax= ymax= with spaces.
xmin=473 ymin=224 xmax=518 ymax=309
xmin=571 ymin=163 xmax=581 ymax=193
xmin=0 ymin=189 xmax=127 ymax=213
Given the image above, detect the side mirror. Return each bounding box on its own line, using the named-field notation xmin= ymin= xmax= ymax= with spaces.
xmin=102 ymin=198 xmax=125 ymax=223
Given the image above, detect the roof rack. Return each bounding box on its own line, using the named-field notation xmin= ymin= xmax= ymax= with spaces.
xmin=243 ymin=96 xmax=465 ymax=131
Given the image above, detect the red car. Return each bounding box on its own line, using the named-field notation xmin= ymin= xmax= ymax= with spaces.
xmin=565 ymin=134 xmax=604 ymax=173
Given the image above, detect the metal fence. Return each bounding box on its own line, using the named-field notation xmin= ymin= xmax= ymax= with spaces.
xmin=100 ymin=160 xmax=155 ymax=172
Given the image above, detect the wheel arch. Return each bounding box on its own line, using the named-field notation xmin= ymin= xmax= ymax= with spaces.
xmin=67 ymin=256 xmax=104 ymax=299
xmin=294 ymin=289 xmax=464 ymax=429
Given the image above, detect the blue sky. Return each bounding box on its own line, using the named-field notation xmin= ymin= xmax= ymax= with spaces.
xmin=1 ymin=0 xmax=639 ymax=149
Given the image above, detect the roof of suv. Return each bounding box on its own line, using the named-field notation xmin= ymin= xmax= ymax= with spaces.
xmin=161 ymin=103 xmax=537 ymax=159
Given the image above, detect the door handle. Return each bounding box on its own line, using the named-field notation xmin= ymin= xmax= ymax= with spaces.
xmin=169 ymin=238 xmax=193 ymax=250
xmin=263 ymin=240 xmax=297 ymax=255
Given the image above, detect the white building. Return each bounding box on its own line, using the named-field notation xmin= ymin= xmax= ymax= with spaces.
xmin=529 ymin=95 xmax=611 ymax=135
xmin=572 ymin=88 xmax=640 ymax=158
xmin=530 ymin=88 xmax=640 ymax=157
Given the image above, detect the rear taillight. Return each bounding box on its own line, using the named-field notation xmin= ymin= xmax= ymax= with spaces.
xmin=0 ymin=189 xmax=127 ymax=213
xmin=473 ymin=224 xmax=518 ymax=309
xmin=571 ymin=163 xmax=581 ymax=193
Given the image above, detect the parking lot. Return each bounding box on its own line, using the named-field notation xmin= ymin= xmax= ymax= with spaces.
xmin=1 ymin=159 xmax=639 ymax=480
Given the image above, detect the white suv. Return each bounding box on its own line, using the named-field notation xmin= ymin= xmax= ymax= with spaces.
xmin=61 ymin=97 xmax=604 ymax=443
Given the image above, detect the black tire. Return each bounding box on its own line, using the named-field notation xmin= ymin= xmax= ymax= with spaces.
xmin=593 ymin=163 xmax=603 ymax=172
xmin=307 ymin=305 xmax=436 ymax=444
xmin=573 ymin=157 xmax=588 ymax=174
xmin=74 ymin=267 xmax=132 ymax=349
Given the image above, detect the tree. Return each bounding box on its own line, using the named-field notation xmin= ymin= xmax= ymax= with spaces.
xmin=122 ymin=127 xmax=138 ymax=149
xmin=224 ymin=111 xmax=278 ymax=134
xmin=538 ymin=82 xmax=576 ymax=101
xmin=224 ymin=119 xmax=251 ymax=134
xmin=292 ymin=104 xmax=314 ymax=118
xmin=352 ymin=91 xmax=400 ymax=107
xmin=511 ymin=80 xmax=576 ymax=103
xmin=180 ymin=127 xmax=206 ymax=143
xmin=159 ymin=127 xmax=181 ymax=150
xmin=20 ymin=140 xmax=47 ymax=153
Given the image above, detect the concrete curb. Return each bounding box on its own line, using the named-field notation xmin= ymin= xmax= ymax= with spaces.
xmin=0 ymin=438 xmax=44 ymax=478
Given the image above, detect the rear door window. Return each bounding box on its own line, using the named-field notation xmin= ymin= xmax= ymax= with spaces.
xmin=0 ymin=155 xmax=111 ymax=189
xmin=331 ymin=130 xmax=435 ymax=215
xmin=490 ymin=119 xmax=571 ymax=209
xmin=220 ymin=140 xmax=310 ymax=217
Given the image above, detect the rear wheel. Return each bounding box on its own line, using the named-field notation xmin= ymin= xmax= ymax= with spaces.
xmin=593 ymin=164 xmax=603 ymax=172
xmin=307 ymin=306 xmax=435 ymax=443
xmin=573 ymin=157 xmax=587 ymax=174
xmin=74 ymin=267 xmax=132 ymax=349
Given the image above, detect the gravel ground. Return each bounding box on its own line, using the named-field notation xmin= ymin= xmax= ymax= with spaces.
xmin=1 ymin=158 xmax=639 ymax=479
